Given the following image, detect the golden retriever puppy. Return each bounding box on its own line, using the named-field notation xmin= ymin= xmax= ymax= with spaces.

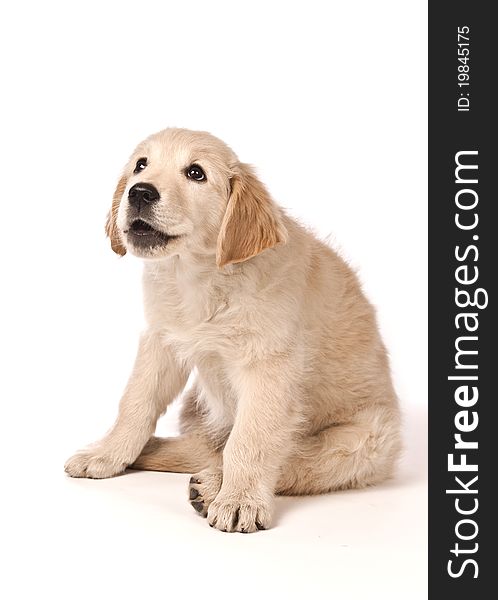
xmin=65 ymin=128 xmax=401 ymax=533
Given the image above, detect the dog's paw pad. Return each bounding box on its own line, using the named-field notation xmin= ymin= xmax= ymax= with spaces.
xmin=188 ymin=468 xmax=223 ymax=518
xmin=191 ymin=501 xmax=204 ymax=513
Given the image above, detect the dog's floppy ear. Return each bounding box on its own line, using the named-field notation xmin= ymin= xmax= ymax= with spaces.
xmin=105 ymin=174 xmax=127 ymax=256
xmin=216 ymin=163 xmax=287 ymax=268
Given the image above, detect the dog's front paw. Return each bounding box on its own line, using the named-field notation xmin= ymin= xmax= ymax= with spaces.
xmin=188 ymin=468 xmax=223 ymax=517
xmin=207 ymin=492 xmax=273 ymax=533
xmin=64 ymin=448 xmax=128 ymax=479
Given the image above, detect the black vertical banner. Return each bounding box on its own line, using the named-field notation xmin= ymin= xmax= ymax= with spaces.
xmin=429 ymin=2 xmax=496 ymax=597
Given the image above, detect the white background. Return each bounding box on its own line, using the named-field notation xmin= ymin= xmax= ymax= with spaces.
xmin=1 ymin=2 xmax=427 ymax=598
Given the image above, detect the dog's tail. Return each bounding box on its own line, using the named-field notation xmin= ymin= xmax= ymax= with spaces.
xmin=130 ymin=435 xmax=212 ymax=473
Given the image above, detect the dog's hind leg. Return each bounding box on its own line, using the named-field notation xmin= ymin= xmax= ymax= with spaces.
xmin=131 ymin=385 xmax=225 ymax=515
xmin=277 ymin=404 xmax=401 ymax=495
xmin=131 ymin=432 xmax=224 ymax=517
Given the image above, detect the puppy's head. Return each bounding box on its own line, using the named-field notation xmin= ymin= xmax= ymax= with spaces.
xmin=105 ymin=128 xmax=287 ymax=266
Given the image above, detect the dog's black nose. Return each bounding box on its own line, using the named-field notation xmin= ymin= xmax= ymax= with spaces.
xmin=128 ymin=183 xmax=160 ymax=209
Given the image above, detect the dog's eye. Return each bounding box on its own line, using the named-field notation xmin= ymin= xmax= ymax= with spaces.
xmin=186 ymin=164 xmax=206 ymax=182
xmin=134 ymin=158 xmax=147 ymax=174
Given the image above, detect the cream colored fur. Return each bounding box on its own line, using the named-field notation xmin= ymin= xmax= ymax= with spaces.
xmin=65 ymin=128 xmax=401 ymax=533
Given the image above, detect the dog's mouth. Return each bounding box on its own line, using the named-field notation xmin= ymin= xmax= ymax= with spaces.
xmin=124 ymin=219 xmax=181 ymax=246
xmin=129 ymin=219 xmax=161 ymax=236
